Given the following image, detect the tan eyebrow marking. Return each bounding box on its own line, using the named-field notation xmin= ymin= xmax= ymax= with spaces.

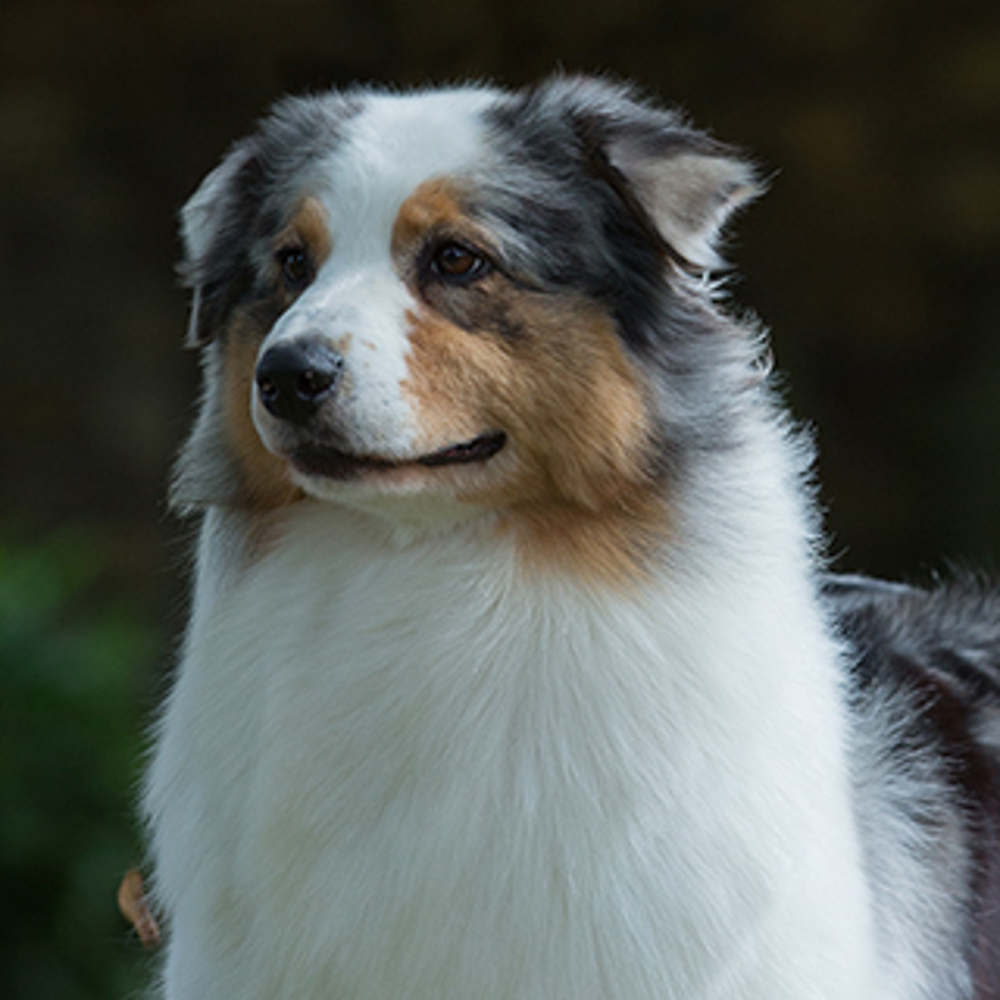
xmin=277 ymin=196 xmax=333 ymax=264
xmin=391 ymin=178 xmax=468 ymax=255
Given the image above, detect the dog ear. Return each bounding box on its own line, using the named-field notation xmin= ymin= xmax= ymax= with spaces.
xmin=603 ymin=136 xmax=760 ymax=272
xmin=179 ymin=140 xmax=263 ymax=347
xmin=544 ymin=77 xmax=761 ymax=271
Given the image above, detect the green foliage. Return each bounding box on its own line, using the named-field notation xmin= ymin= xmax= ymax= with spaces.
xmin=0 ymin=527 xmax=158 ymax=998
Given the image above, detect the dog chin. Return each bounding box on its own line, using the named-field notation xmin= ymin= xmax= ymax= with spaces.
xmin=288 ymin=459 xmax=494 ymax=537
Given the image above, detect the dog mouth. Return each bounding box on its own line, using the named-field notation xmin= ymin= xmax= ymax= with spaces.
xmin=290 ymin=431 xmax=507 ymax=480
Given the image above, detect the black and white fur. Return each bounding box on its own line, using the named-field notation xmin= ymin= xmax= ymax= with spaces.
xmin=144 ymin=77 xmax=1000 ymax=999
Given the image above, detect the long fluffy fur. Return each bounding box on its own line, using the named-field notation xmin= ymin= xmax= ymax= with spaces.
xmin=144 ymin=77 xmax=1000 ymax=1000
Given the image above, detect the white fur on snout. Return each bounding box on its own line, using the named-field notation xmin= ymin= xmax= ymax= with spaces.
xmin=252 ymin=267 xmax=419 ymax=461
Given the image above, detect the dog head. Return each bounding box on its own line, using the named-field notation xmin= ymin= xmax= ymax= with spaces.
xmin=173 ymin=77 xmax=759 ymax=577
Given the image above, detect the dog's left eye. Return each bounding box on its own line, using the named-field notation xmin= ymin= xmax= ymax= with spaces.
xmin=429 ymin=241 xmax=492 ymax=284
xmin=276 ymin=246 xmax=313 ymax=291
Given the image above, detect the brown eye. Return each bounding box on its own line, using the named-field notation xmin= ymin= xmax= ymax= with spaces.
xmin=276 ymin=246 xmax=312 ymax=291
xmin=430 ymin=241 xmax=491 ymax=283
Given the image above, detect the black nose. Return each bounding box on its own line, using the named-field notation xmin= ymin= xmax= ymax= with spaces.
xmin=255 ymin=338 xmax=344 ymax=425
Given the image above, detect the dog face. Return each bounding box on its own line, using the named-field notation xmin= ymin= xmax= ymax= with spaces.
xmin=174 ymin=78 xmax=758 ymax=577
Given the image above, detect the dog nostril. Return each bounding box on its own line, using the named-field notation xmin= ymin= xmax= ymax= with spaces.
xmin=258 ymin=374 xmax=279 ymax=401
xmin=255 ymin=339 xmax=344 ymax=425
xmin=297 ymin=367 xmax=337 ymax=399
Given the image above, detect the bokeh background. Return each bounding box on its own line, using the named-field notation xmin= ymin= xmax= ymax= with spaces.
xmin=2 ymin=0 xmax=999 ymax=996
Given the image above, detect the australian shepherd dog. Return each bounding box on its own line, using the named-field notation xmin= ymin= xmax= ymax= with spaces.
xmin=143 ymin=77 xmax=1000 ymax=999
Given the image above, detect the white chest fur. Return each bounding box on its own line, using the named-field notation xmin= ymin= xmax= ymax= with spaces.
xmin=146 ymin=499 xmax=883 ymax=1000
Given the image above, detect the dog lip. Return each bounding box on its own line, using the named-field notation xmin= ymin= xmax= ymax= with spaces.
xmin=416 ymin=431 xmax=507 ymax=467
xmin=290 ymin=431 xmax=507 ymax=480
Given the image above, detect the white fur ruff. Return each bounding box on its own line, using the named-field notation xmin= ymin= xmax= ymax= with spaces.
xmin=146 ymin=416 xmax=889 ymax=1000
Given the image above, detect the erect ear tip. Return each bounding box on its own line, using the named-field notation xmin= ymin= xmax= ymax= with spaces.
xmin=703 ymin=156 xmax=767 ymax=232
xmin=721 ymin=157 xmax=767 ymax=202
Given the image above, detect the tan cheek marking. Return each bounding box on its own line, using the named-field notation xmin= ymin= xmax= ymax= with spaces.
xmin=403 ymin=309 xmax=512 ymax=446
xmin=222 ymin=316 xmax=303 ymax=510
xmin=405 ymin=298 xmax=669 ymax=586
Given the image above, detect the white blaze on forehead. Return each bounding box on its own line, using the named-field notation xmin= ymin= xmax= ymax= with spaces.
xmin=256 ymin=88 xmax=495 ymax=462
xmin=322 ymin=87 xmax=495 ymax=261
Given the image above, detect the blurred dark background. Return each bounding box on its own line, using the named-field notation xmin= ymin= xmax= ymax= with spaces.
xmin=1 ymin=0 xmax=998 ymax=996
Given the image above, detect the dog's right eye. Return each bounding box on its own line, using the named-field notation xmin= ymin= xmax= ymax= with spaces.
xmin=276 ymin=246 xmax=313 ymax=292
